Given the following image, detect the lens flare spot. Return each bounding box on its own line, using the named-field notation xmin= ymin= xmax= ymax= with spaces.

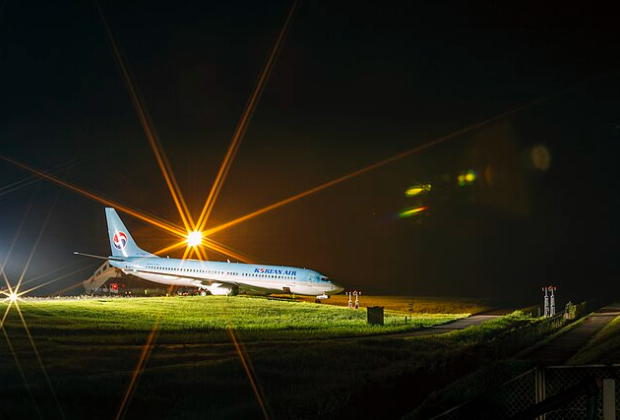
xmin=531 ymin=145 xmax=551 ymax=170
xmin=405 ymin=183 xmax=432 ymax=197
xmin=458 ymin=170 xmax=477 ymax=186
xmin=187 ymin=231 xmax=203 ymax=247
xmin=399 ymin=206 xmax=428 ymax=218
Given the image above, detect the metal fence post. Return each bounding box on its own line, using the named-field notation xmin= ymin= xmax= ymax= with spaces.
xmin=604 ymin=379 xmax=616 ymax=420
xmin=535 ymin=367 xmax=546 ymax=420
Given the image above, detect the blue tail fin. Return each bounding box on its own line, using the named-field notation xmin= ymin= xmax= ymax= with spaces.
xmin=105 ymin=208 xmax=155 ymax=258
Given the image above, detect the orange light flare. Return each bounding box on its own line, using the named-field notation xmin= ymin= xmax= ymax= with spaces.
xmin=187 ymin=232 xmax=210 ymax=267
xmin=154 ymin=229 xmax=204 ymax=257
xmin=0 ymin=154 xmax=187 ymax=238
xmin=194 ymin=245 xmax=208 ymax=263
xmin=153 ymin=240 xmax=188 ymax=257
xmin=195 ymin=0 xmax=301 ymax=233
xmin=202 ymin=238 xmax=255 ymax=264
xmin=153 ymin=230 xmax=249 ymax=264
xmin=186 ymin=231 xmax=203 ymax=247
xmin=115 ymin=317 xmax=162 ymax=420
xmin=116 ymin=281 xmax=176 ymax=420
xmin=203 ymin=93 xmax=561 ymax=238
xmin=114 ymin=238 xmax=195 ymax=419
xmin=0 ymin=154 xmax=90 ymax=199
xmin=95 ymin=1 xmax=194 ymax=233
xmin=180 ymin=245 xmax=192 ymax=264
xmin=181 ymin=247 xmax=192 ymax=262
xmin=192 ymin=246 xmax=210 ymax=273
xmin=228 ymin=328 xmax=270 ymax=420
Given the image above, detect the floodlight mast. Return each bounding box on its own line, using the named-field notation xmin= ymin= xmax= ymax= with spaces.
xmin=542 ymin=287 xmax=549 ymax=317
xmin=354 ymin=291 xmax=361 ymax=310
xmin=542 ymin=286 xmax=557 ymax=318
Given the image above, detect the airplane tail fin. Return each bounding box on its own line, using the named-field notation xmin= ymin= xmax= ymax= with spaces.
xmin=105 ymin=208 xmax=155 ymax=258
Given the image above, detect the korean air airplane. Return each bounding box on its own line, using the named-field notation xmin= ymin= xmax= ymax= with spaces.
xmin=76 ymin=208 xmax=343 ymax=301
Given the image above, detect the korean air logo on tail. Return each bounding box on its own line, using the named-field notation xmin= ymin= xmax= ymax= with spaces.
xmin=113 ymin=231 xmax=128 ymax=250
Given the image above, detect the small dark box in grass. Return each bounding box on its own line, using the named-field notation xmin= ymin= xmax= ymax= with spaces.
xmin=367 ymin=306 xmax=384 ymax=325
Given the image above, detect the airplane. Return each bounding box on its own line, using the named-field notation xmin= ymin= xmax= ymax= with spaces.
xmin=76 ymin=208 xmax=343 ymax=302
xmin=82 ymin=260 xmax=120 ymax=293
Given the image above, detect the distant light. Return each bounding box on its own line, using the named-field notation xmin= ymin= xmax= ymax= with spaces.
xmin=187 ymin=231 xmax=203 ymax=247
xmin=399 ymin=206 xmax=428 ymax=218
xmin=457 ymin=170 xmax=477 ymax=187
xmin=484 ymin=166 xmax=494 ymax=185
xmin=9 ymin=292 xmax=18 ymax=303
xmin=405 ymin=183 xmax=432 ymax=197
xmin=531 ymin=145 xmax=551 ymax=170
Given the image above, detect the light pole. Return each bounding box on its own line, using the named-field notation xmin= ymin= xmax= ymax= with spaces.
xmin=542 ymin=286 xmax=557 ymax=317
xmin=346 ymin=292 xmax=353 ymax=309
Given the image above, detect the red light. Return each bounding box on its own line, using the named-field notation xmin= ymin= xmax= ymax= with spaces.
xmin=112 ymin=283 xmax=118 ymax=290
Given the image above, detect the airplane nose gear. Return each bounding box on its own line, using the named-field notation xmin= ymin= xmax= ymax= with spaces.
xmin=314 ymin=294 xmax=329 ymax=304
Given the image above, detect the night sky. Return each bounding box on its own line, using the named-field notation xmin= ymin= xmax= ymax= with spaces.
xmin=0 ymin=0 xmax=618 ymax=302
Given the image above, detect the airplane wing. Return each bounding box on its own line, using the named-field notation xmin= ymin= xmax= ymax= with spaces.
xmin=133 ymin=269 xmax=239 ymax=290
xmin=159 ymin=272 xmax=277 ymax=295
xmin=74 ymin=252 xmax=125 ymax=262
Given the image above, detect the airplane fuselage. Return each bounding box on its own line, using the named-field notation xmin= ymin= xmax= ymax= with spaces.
xmin=110 ymin=257 xmax=343 ymax=296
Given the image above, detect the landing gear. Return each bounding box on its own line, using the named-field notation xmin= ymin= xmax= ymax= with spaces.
xmin=200 ymin=290 xmax=207 ymax=296
xmin=315 ymin=294 xmax=329 ymax=304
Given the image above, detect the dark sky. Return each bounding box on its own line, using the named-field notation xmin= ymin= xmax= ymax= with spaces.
xmin=0 ymin=0 xmax=618 ymax=301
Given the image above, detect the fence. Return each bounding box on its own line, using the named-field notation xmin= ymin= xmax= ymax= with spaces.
xmin=430 ymin=365 xmax=620 ymax=420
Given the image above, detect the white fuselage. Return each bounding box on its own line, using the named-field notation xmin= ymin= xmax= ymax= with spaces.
xmin=109 ymin=257 xmax=343 ymax=296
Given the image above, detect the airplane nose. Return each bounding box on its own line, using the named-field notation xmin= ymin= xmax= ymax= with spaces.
xmin=331 ymin=284 xmax=344 ymax=294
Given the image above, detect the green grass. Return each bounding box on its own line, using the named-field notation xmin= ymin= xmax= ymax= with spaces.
xmin=293 ymin=295 xmax=495 ymax=315
xmin=4 ymin=296 xmax=464 ymax=343
xmin=0 ymin=296 xmax=543 ymax=420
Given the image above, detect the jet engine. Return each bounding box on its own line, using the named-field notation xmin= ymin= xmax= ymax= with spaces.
xmin=206 ymin=283 xmax=239 ymax=296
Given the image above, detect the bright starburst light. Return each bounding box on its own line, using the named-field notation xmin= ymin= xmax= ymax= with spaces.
xmin=0 ymin=287 xmax=25 ymax=305
xmin=0 ymin=3 xmax=582 ymax=418
xmin=187 ymin=231 xmax=203 ymax=247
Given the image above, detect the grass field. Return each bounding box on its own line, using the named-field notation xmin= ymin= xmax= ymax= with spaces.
xmin=293 ymin=295 xmax=495 ymax=315
xmin=4 ymin=295 xmax=467 ymax=343
xmin=0 ymin=295 xmax=539 ymax=419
